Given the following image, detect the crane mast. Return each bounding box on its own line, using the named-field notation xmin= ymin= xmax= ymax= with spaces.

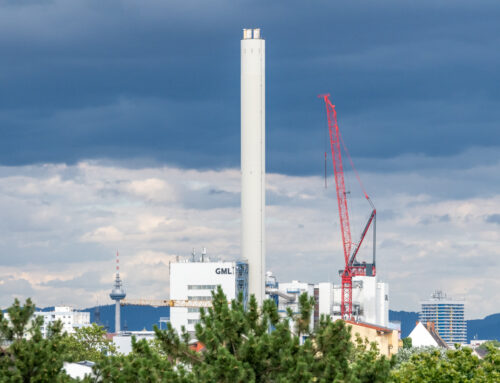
xmin=319 ymin=94 xmax=376 ymax=320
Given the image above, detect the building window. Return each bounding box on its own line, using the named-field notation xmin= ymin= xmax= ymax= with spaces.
xmin=188 ymin=319 xmax=201 ymax=325
xmin=187 ymin=296 xmax=212 ymax=301
xmin=188 ymin=308 xmax=200 ymax=313
xmin=188 ymin=285 xmax=218 ymax=290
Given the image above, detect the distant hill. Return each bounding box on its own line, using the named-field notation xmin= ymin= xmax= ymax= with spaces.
xmin=389 ymin=310 xmax=500 ymax=342
xmin=467 ymin=313 xmax=500 ymax=342
xmin=83 ymin=305 xmax=171 ymax=333
xmin=34 ymin=305 xmax=499 ymax=341
xmin=389 ymin=310 xmax=419 ymax=338
xmin=36 ymin=305 xmax=170 ymax=333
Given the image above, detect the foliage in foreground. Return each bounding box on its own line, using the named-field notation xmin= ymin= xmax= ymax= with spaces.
xmin=95 ymin=289 xmax=393 ymax=382
xmin=140 ymin=289 xmax=392 ymax=382
xmin=0 ymin=291 xmax=499 ymax=382
xmin=61 ymin=323 xmax=117 ymax=364
xmin=0 ymin=298 xmax=71 ymax=382
xmin=393 ymin=345 xmax=499 ymax=382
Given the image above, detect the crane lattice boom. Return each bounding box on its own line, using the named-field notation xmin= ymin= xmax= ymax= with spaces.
xmin=319 ymin=94 xmax=376 ymax=320
xmin=120 ymin=299 xmax=215 ymax=308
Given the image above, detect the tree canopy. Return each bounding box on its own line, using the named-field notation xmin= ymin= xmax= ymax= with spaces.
xmin=0 ymin=291 xmax=498 ymax=382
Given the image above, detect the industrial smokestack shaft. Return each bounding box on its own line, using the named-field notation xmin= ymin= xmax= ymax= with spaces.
xmin=241 ymin=29 xmax=265 ymax=305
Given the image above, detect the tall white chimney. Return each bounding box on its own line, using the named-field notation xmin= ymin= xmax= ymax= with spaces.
xmin=241 ymin=28 xmax=265 ymax=305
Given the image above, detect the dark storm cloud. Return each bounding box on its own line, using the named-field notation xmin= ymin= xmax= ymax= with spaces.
xmin=0 ymin=0 xmax=499 ymax=174
xmin=485 ymin=214 xmax=500 ymax=225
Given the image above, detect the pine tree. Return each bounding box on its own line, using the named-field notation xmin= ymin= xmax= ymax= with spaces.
xmin=150 ymin=286 xmax=393 ymax=382
xmin=0 ymin=298 xmax=72 ymax=382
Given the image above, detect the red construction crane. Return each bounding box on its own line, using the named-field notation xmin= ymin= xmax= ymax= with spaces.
xmin=319 ymin=94 xmax=377 ymax=320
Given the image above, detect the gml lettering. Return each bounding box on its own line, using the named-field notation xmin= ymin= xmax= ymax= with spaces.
xmin=215 ymin=268 xmax=233 ymax=275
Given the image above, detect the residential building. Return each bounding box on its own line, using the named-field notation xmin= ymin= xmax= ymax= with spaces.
xmin=345 ymin=320 xmax=399 ymax=357
xmin=408 ymin=321 xmax=449 ymax=348
xmin=419 ymin=290 xmax=466 ymax=346
xmin=35 ymin=307 xmax=90 ymax=338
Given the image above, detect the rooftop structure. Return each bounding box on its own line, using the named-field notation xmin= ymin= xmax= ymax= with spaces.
xmin=408 ymin=321 xmax=449 ymax=348
xmin=419 ymin=290 xmax=466 ymax=346
xmin=109 ymin=252 xmax=126 ymax=333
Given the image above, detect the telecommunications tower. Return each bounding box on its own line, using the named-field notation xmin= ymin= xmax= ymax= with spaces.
xmin=109 ymin=251 xmax=126 ymax=333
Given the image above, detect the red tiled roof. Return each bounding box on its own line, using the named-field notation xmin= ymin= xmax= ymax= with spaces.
xmin=189 ymin=341 xmax=205 ymax=353
xmin=344 ymin=320 xmax=394 ymax=333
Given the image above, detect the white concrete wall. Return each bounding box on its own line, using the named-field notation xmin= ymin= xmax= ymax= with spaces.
xmin=408 ymin=322 xmax=439 ymax=347
xmin=318 ymin=282 xmax=333 ymax=317
xmin=331 ymin=276 xmax=389 ymax=328
xmin=354 ymin=276 xmax=377 ymax=324
xmin=376 ymin=282 xmax=389 ymax=327
xmin=113 ymin=331 xmax=156 ymax=355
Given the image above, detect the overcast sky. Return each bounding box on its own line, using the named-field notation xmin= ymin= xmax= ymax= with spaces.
xmin=0 ymin=0 xmax=499 ymax=319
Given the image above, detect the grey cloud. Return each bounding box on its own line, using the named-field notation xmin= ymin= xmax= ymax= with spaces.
xmin=485 ymin=214 xmax=500 ymax=225
xmin=419 ymin=214 xmax=451 ymax=225
xmin=42 ymin=272 xmax=107 ymax=291
xmin=0 ymin=275 xmax=35 ymax=298
xmin=0 ymin=157 xmax=498 ymax=317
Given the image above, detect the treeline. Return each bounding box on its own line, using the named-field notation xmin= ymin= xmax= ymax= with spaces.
xmin=0 ymin=289 xmax=498 ymax=382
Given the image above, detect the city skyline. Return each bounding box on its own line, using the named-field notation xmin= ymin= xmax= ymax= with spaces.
xmin=0 ymin=1 xmax=499 ymax=319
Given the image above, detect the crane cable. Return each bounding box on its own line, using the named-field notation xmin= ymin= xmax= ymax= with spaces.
xmin=338 ymin=131 xmax=371 ymax=204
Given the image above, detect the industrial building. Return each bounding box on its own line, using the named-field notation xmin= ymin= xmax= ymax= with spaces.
xmin=274 ymin=275 xmax=390 ymax=330
xmin=35 ymin=307 xmax=90 ymax=338
xmin=169 ymin=256 xmax=248 ymax=334
xmin=112 ymin=330 xmax=156 ymax=355
xmin=419 ymin=290 xmax=466 ymax=346
xmin=332 ymin=276 xmax=389 ymax=327
xmin=120 ymin=28 xmax=397 ymax=344
xmin=273 ymin=280 xmax=315 ymax=338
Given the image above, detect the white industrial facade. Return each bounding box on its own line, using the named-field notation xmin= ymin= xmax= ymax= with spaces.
xmin=113 ymin=330 xmax=156 ymax=355
xmin=35 ymin=307 xmax=90 ymax=338
xmin=169 ymin=260 xmax=248 ymax=334
xmin=241 ymin=28 xmax=266 ymax=305
xmin=275 ymin=275 xmax=389 ymax=329
xmin=275 ymin=280 xmax=315 ymax=340
xmin=317 ymin=282 xmax=334 ymax=317
xmin=277 ymin=280 xmax=315 ymax=316
xmin=332 ymin=276 xmax=389 ymax=327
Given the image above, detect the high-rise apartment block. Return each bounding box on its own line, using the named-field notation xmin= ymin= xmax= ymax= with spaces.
xmin=419 ymin=290 xmax=466 ymax=346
